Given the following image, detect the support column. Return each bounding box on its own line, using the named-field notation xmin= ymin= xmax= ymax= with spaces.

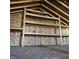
xmin=59 ymin=17 xmax=63 ymax=46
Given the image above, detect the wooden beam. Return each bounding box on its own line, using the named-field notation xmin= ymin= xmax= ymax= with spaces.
xmin=26 ymin=9 xmax=49 ymax=15
xmin=10 ymin=4 xmax=40 ymax=10
xmin=10 ymin=0 xmax=41 ymax=4
xmin=26 ymin=13 xmax=59 ymax=21
xmin=42 ymin=4 xmax=69 ymax=23
xmin=25 ymin=21 xmax=68 ymax=28
xmin=44 ymin=0 xmax=69 ymax=17
xmin=24 ymin=33 xmax=69 ymax=37
xmin=57 ymin=0 xmax=69 ymax=9
xmin=10 ymin=27 xmax=23 ymax=30
xmin=10 ymin=10 xmax=23 ymax=13
xmin=40 ymin=8 xmax=68 ymax=25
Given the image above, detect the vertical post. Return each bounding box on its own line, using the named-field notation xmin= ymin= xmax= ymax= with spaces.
xmin=21 ymin=8 xmax=26 ymax=47
xmin=59 ymin=17 xmax=63 ymax=46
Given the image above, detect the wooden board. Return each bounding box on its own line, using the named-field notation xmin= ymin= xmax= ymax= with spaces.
xmin=10 ymin=12 xmax=22 ymax=28
xmin=57 ymin=37 xmax=61 ymax=45
xmin=51 ymin=37 xmax=56 ymax=45
xmin=29 ymin=24 xmax=36 ymax=33
xmin=10 ymin=31 xmax=21 ymax=46
xmin=41 ymin=36 xmax=49 ymax=45
xmin=35 ymin=36 xmax=41 ymax=45
xmin=35 ymin=25 xmax=41 ymax=33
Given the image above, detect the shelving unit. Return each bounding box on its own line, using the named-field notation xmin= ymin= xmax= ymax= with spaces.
xmin=10 ymin=8 xmax=69 ymax=46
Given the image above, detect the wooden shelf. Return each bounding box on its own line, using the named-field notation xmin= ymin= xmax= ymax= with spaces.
xmin=26 ymin=13 xmax=59 ymax=21
xmin=25 ymin=21 xmax=68 ymax=28
xmin=24 ymin=33 xmax=69 ymax=37
xmin=10 ymin=27 xmax=23 ymax=30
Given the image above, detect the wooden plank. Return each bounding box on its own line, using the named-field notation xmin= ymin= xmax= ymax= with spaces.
xmin=10 ymin=4 xmax=40 ymax=10
xmin=26 ymin=13 xmax=59 ymax=20
xmin=24 ymin=33 xmax=58 ymax=36
xmin=10 ymin=0 xmax=41 ymax=4
xmin=51 ymin=37 xmax=56 ymax=45
xmin=26 ymin=9 xmax=49 ymax=15
xmin=10 ymin=10 xmax=23 ymax=13
xmin=10 ymin=27 xmax=23 ymax=30
xmin=42 ymin=4 xmax=69 ymax=23
xmin=41 ymin=36 xmax=49 ymax=45
xmin=44 ymin=0 xmax=69 ymax=17
xmin=36 ymin=36 xmax=41 ymax=45
xmin=40 ymin=8 xmax=68 ymax=25
xmin=25 ymin=21 xmax=69 ymax=28
xmin=57 ymin=0 xmax=69 ymax=9
xmin=57 ymin=37 xmax=61 ymax=45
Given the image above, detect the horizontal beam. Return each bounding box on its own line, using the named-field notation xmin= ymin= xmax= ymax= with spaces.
xmin=24 ymin=33 xmax=69 ymax=37
xmin=40 ymin=8 xmax=68 ymax=25
xmin=10 ymin=4 xmax=40 ymax=10
xmin=10 ymin=27 xmax=23 ymax=30
xmin=25 ymin=21 xmax=68 ymax=28
xmin=26 ymin=9 xmax=49 ymax=15
xmin=44 ymin=0 xmax=68 ymax=17
xmin=26 ymin=13 xmax=59 ymax=21
xmin=42 ymin=4 xmax=69 ymax=23
xmin=10 ymin=10 xmax=23 ymax=13
xmin=10 ymin=0 xmax=41 ymax=4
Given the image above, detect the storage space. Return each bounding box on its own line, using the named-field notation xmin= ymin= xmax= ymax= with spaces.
xmin=10 ymin=8 xmax=69 ymax=46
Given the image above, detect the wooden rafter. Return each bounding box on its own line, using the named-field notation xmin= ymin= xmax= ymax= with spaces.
xmin=56 ymin=0 xmax=69 ymax=9
xmin=42 ymin=4 xmax=69 ymax=23
xmin=10 ymin=0 xmax=41 ymax=4
xmin=40 ymin=8 xmax=68 ymax=25
xmin=10 ymin=4 xmax=40 ymax=10
xmin=26 ymin=13 xmax=59 ymax=21
xmin=44 ymin=0 xmax=69 ymax=17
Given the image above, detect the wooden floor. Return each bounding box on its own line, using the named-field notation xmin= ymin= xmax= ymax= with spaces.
xmin=10 ymin=45 xmax=69 ymax=59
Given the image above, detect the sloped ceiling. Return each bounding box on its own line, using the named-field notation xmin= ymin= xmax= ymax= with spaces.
xmin=10 ymin=0 xmax=69 ymax=25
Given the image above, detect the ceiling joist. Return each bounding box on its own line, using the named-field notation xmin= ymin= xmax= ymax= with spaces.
xmin=44 ymin=0 xmax=68 ymax=17
xmin=41 ymin=4 xmax=69 ymax=23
